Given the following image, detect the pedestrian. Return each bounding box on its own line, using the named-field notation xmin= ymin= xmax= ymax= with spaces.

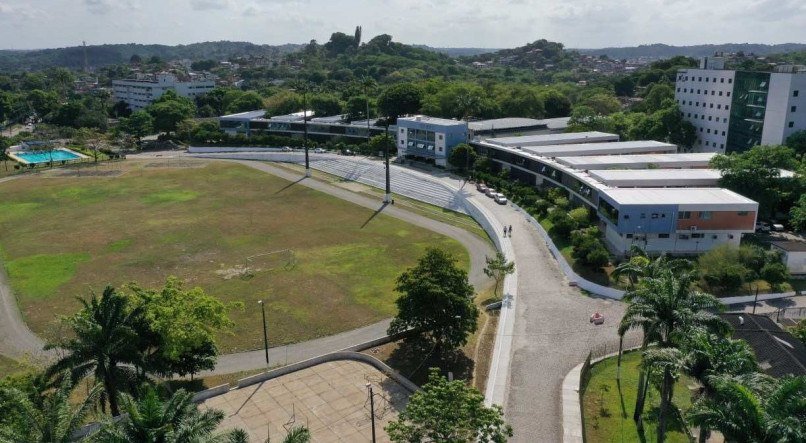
xmin=503 ymin=227 xmax=507 ymax=237
xmin=508 ymin=225 xmax=513 ymax=236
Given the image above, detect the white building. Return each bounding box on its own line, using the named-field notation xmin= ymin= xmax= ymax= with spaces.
xmin=675 ymin=58 xmax=806 ymax=153
xmin=112 ymin=73 xmax=215 ymax=111
xmin=770 ymin=241 xmax=806 ymax=276
xmin=396 ymin=116 xmax=468 ymax=167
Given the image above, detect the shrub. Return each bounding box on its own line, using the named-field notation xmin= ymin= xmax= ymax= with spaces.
xmin=548 ymin=209 xmax=578 ymax=237
xmin=760 ymin=262 xmax=789 ymax=290
xmin=568 ymin=207 xmax=590 ymax=226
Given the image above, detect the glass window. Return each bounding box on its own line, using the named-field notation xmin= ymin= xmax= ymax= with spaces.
xmin=794 ymin=90 xmax=799 ymax=97
xmin=791 ymin=106 xmax=797 ymax=112
xmin=790 ymin=121 xmax=795 ymax=128
xmin=678 ymin=211 xmax=691 ymax=219
xmin=699 ymin=211 xmax=712 ymax=220
xmin=659 ymin=233 xmax=670 ymax=238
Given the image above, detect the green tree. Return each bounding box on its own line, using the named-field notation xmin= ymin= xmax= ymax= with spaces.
xmin=710 ymin=145 xmax=800 ymax=219
xmin=641 ymin=83 xmax=675 ymax=113
xmin=388 ymin=248 xmax=478 ymax=351
xmin=226 ymin=91 xmax=264 ymax=114
xmin=45 ymin=287 xmax=146 ymax=416
xmin=26 ymin=89 xmax=59 ymax=118
xmin=264 ymin=90 xmax=303 ymax=117
xmin=377 ymin=83 xmax=423 ymax=120
xmin=790 ymin=194 xmax=806 ymax=232
xmin=447 ymin=143 xmax=477 ymax=172
xmin=483 ymin=252 xmax=515 ymax=298
xmin=118 ymin=111 xmax=154 ymax=142
xmin=613 ymin=76 xmax=636 ymax=97
xmin=760 ymin=261 xmax=789 ymax=291
xmin=385 ymin=368 xmax=513 ymax=443
xmin=124 ymin=277 xmax=242 ymax=378
xmin=146 ymin=91 xmax=196 ymax=134
xmin=582 ymin=93 xmax=621 ymax=115
xmin=547 ymin=208 xmax=578 ymax=237
xmin=91 ymin=387 xmax=245 ymax=443
xmin=0 ymin=373 xmax=101 ymax=443
xmin=309 ymin=93 xmax=343 ymax=117
xmin=541 ymin=89 xmax=572 ymax=117
xmin=687 ymin=375 xmax=806 ymax=443
xmin=785 ymin=129 xmax=806 ymax=156
xmin=618 ymin=271 xmax=726 ymax=439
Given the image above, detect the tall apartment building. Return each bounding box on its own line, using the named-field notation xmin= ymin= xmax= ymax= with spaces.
xmin=112 ymin=73 xmax=215 ymax=111
xmin=675 ymin=58 xmax=806 ymax=153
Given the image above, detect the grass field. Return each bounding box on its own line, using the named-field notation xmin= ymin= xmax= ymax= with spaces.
xmin=0 ymin=355 xmax=32 ymax=378
xmin=0 ymin=159 xmax=468 ymax=353
xmin=583 ymin=351 xmax=695 ymax=443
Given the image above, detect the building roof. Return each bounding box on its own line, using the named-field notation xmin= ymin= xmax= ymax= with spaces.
xmin=487 ymin=131 xmax=618 ymax=147
xmin=219 ymin=110 xmax=267 ymax=120
xmin=397 ymin=115 xmax=467 ymax=127
xmin=770 ymin=241 xmax=806 ymax=252
xmin=521 ymin=140 xmax=677 ymax=158
xmin=555 ymin=152 xmax=716 ymax=169
xmin=720 ymin=314 xmax=806 ymax=378
xmin=589 ymin=168 xmax=722 ymax=187
xmin=468 ymin=118 xmax=547 ymax=132
xmin=602 ymin=187 xmax=757 ymax=209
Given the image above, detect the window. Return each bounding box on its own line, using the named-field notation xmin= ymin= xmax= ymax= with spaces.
xmin=711 ymin=91 xmax=715 ymax=95
xmin=678 ymin=211 xmax=691 ymax=219
xmin=728 ymin=78 xmax=733 ymax=84
xmin=710 ymin=103 xmax=714 ymax=108
xmin=707 ymin=129 xmax=711 ymax=134
xmin=640 ymin=213 xmax=646 ymax=219
xmin=708 ymin=116 xmax=712 ymax=121
xmin=719 ymin=91 xmax=723 ymax=96
xmin=794 ymin=90 xmax=799 ymax=97
xmin=400 ymin=128 xmax=405 ymax=134
xmin=691 ymin=233 xmax=705 ymax=239
xmin=623 ymin=214 xmax=630 ymax=220
xmin=791 ymin=106 xmax=797 ymax=112
xmin=717 ymin=104 xmax=722 ymax=109
xmin=737 ymin=211 xmax=748 ymax=216
xmin=625 ymin=234 xmax=633 ymax=239
xmin=705 ymin=77 xmax=709 ymax=82
xmin=699 ymin=127 xmax=703 ymax=132
xmin=699 ymin=211 xmax=712 ymax=220
xmin=725 ymin=105 xmax=729 ymax=110
xmin=721 ymin=78 xmax=725 ymax=83
xmin=722 ymin=131 xmax=726 ymax=136
xmin=697 ymin=90 xmax=701 ymax=94
xmin=720 ymin=143 xmax=725 ymax=149
xmin=698 ymin=77 xmax=702 ymax=81
xmin=658 ymin=233 xmax=670 ymax=239
xmin=696 ymin=101 xmax=699 ymax=106
xmin=727 ymin=91 xmax=731 ymax=97
xmin=679 ymin=234 xmax=690 ymax=240
xmin=438 ymin=134 xmax=443 ymax=140
xmin=677 ymin=88 xmax=680 ymax=92
xmin=712 ymin=234 xmax=718 ymax=239
xmin=789 ymin=121 xmax=795 ymax=128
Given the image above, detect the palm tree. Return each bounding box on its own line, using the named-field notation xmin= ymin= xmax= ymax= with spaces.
xmin=618 ymin=270 xmax=726 ymax=441
xmin=612 ymin=247 xmax=694 ymax=288
xmin=0 ymin=372 xmax=102 ymax=443
xmin=46 ymin=286 xmax=146 ymax=416
xmin=282 ymin=426 xmax=311 ymax=443
xmin=687 ymin=375 xmax=805 ymax=442
xmin=91 ymin=387 xmax=244 ymax=443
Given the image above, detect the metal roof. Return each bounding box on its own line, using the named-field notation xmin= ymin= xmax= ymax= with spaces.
xmin=397 ymin=115 xmax=467 ymax=127
xmin=487 ymin=131 xmax=618 ymax=147
xmin=556 ymin=152 xmax=716 ymax=169
xmin=602 ymin=187 xmax=757 ymax=208
xmin=468 ymin=118 xmax=547 ymax=131
xmin=589 ymin=168 xmax=722 ymax=187
xmin=219 ymin=110 xmax=267 ymax=120
xmin=770 ymin=241 xmax=806 ymax=252
xmin=720 ymin=314 xmax=806 ymax=378
xmin=521 ymin=140 xmax=676 ymax=157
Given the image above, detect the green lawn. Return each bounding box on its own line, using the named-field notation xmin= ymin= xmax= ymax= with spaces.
xmin=583 ymin=351 xmax=696 ymax=443
xmin=0 ymin=355 xmax=32 ymax=378
xmin=0 ymin=159 xmax=468 ymax=353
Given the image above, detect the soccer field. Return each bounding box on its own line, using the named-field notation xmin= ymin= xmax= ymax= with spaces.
xmin=0 ymin=160 xmax=468 ymax=352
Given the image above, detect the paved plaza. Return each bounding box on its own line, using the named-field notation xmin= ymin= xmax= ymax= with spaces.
xmin=199 ymin=360 xmax=411 ymax=442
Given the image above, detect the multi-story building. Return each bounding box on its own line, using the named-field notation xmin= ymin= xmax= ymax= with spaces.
xmin=472 ymin=133 xmax=759 ymax=255
xmin=395 ymin=116 xmax=468 ymax=167
xmin=675 ymin=57 xmax=806 ymax=153
xmin=113 ymin=73 xmax=215 ymax=111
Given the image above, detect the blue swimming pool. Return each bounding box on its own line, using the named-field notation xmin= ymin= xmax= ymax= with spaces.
xmin=13 ymin=149 xmax=82 ymax=164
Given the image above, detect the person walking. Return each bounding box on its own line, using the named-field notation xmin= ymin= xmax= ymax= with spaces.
xmin=503 ymin=226 xmax=508 ymax=238
xmin=508 ymin=225 xmax=513 ymax=236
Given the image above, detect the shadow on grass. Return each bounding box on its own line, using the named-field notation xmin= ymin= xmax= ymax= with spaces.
xmin=274 ymin=176 xmax=306 ymax=194
xmin=361 ymin=202 xmax=389 ymax=229
xmin=385 ymin=337 xmax=474 ymax=386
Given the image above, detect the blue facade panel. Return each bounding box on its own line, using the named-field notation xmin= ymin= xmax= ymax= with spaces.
xmin=613 ymin=204 xmax=678 ymax=234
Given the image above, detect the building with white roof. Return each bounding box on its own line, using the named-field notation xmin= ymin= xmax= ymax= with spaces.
xmin=487 ymin=131 xmax=618 ymax=148
xmin=113 ymin=73 xmax=215 ymax=111
xmin=555 ymin=153 xmax=716 ymax=170
xmin=588 ymin=169 xmax=723 ymax=188
xmin=217 ymin=110 xmax=389 ymax=140
xmin=395 ymin=116 xmax=468 ymax=167
xmin=470 ymin=134 xmax=758 ymax=255
xmin=518 ymin=140 xmax=676 ymax=158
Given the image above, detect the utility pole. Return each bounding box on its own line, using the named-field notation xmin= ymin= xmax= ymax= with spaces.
xmin=366 ymin=383 xmax=377 ymax=443
xmin=258 ymin=300 xmax=269 ymax=366
xmin=752 ymin=284 xmax=759 ymax=315
xmin=302 ymin=86 xmax=310 ymax=177
xmin=383 ymin=121 xmax=391 ymax=203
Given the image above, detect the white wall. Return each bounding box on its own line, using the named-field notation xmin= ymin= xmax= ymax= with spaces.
xmin=675 ymin=68 xmax=735 ymax=153
xmin=762 ymin=73 xmax=806 ymax=145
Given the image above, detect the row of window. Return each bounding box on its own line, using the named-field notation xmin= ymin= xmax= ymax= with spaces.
xmin=698 ymin=139 xmax=725 ymax=149
xmin=679 ymin=100 xmax=730 ymax=111
xmin=678 ymin=75 xmax=733 ymax=84
xmin=625 ymin=233 xmax=736 ymax=240
xmin=677 ymin=88 xmax=731 ymax=98
xmin=698 ymin=127 xmax=727 ymax=137
xmin=685 ymin=112 xmax=729 ymax=123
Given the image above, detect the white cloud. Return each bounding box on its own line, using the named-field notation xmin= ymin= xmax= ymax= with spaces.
xmin=0 ymin=0 xmax=804 ymax=50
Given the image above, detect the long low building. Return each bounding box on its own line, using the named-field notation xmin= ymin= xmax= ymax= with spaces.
xmin=588 ymin=169 xmax=724 ymax=187
xmin=219 ymin=110 xmax=391 ymax=141
xmin=515 ymin=140 xmax=677 ymax=158
xmin=486 ymin=131 xmax=618 ymax=148
xmin=555 ymin=152 xmax=716 ymax=170
xmin=471 ymin=136 xmax=758 ymax=256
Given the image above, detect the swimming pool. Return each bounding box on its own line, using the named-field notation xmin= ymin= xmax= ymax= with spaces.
xmin=12 ymin=149 xmax=82 ymax=164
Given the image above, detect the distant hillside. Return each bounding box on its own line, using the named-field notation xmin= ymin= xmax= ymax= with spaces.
xmin=414 ymin=45 xmax=500 ymax=57
xmin=576 ymin=43 xmax=806 ymax=60
xmin=0 ymin=41 xmax=303 ymax=72
xmin=460 ymin=39 xmax=578 ymax=69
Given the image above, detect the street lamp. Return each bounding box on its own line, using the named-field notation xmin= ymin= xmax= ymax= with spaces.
xmin=257 ymin=300 xmax=269 ymax=366
xmin=289 ymin=83 xmax=311 ymax=178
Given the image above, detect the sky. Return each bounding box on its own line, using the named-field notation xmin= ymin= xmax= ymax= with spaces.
xmin=0 ymin=0 xmax=805 ymax=50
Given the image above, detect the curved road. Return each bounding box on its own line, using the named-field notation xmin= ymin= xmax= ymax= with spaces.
xmin=0 ymin=159 xmax=494 ymax=374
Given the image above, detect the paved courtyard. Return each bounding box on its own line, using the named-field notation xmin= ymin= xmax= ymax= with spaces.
xmin=199 ymin=360 xmax=411 ymax=443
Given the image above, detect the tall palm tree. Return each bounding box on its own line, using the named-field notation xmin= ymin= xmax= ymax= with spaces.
xmin=281 ymin=426 xmax=311 ymax=443
xmin=90 ymin=387 xmax=244 ymax=443
xmin=687 ymin=375 xmax=805 ymax=442
xmin=46 ymin=286 xmax=146 ymax=416
xmin=612 ymin=247 xmax=694 ymax=288
xmin=0 ymin=372 xmax=102 ymax=443
xmin=618 ymin=270 xmax=726 ymax=441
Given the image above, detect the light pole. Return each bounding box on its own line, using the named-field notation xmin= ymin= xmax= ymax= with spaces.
xmin=383 ymin=120 xmax=391 ymax=203
xmin=302 ymin=87 xmax=310 ymax=178
xmin=258 ymin=300 xmax=269 ymax=366
xmin=366 ymin=383 xmax=377 ymax=443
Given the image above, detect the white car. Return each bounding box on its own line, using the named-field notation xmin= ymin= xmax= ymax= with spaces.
xmin=281 ymin=146 xmax=293 ymax=152
xmin=485 ymin=188 xmax=497 ymax=197
xmin=313 ymin=148 xmax=326 ymax=153
xmin=494 ymin=193 xmax=508 ymax=205
xmin=476 ymin=183 xmax=488 ymax=193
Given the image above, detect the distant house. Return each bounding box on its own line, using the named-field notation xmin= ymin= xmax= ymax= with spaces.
xmin=720 ymin=313 xmax=806 ymax=378
xmin=770 ymin=241 xmax=806 ymax=276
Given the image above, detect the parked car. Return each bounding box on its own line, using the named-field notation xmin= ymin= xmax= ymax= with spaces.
xmin=485 ymin=188 xmax=497 ymax=197
xmin=476 ymin=183 xmax=488 ymax=193
xmin=494 ymin=193 xmax=508 ymax=205
xmin=342 ymin=149 xmax=355 ymax=156
xmin=771 ymin=223 xmax=785 ymax=231
xmin=755 ymin=222 xmax=771 ymax=233
xmin=281 ymin=146 xmax=293 ymax=152
xmin=313 ymin=148 xmax=326 ymax=153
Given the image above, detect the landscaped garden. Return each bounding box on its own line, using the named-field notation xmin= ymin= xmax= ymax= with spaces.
xmin=0 ymin=159 xmax=468 ymax=352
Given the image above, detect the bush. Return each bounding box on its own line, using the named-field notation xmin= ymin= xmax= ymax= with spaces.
xmin=530 ymin=199 xmax=550 ymax=218
xmin=760 ymin=261 xmax=789 ymax=290
xmin=571 ymin=227 xmax=610 ymax=268
xmin=548 ymin=209 xmax=578 ymax=237
xmin=568 ymin=207 xmax=590 ymax=226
